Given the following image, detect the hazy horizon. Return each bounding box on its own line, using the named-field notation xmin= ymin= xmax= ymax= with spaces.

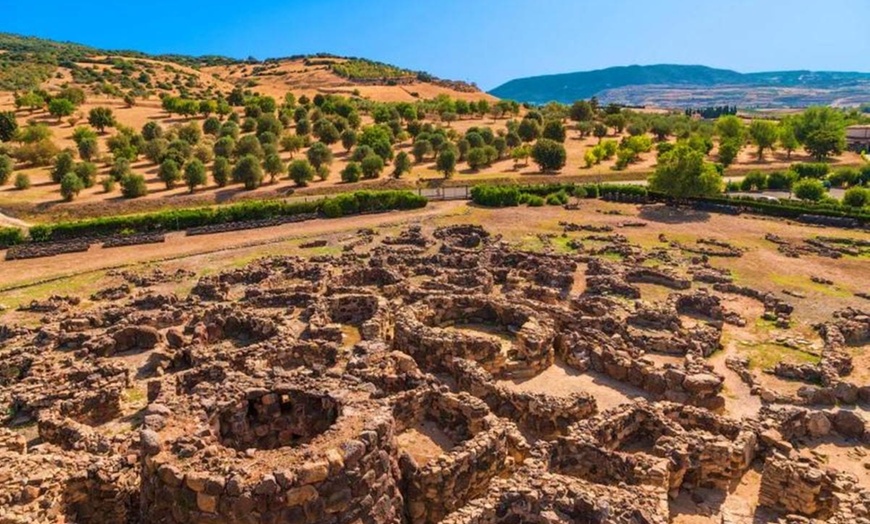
xmin=3 ymin=0 xmax=869 ymax=90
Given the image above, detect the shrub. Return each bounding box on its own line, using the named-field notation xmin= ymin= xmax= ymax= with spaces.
xmin=827 ymin=168 xmax=860 ymax=188
xmin=843 ymin=187 xmax=869 ymax=208
xmin=470 ymin=185 xmax=521 ymax=207
xmin=793 ymin=178 xmax=826 ymax=201
xmin=791 ymin=162 xmax=830 ymax=179
xmin=740 ymin=171 xmax=768 ymax=191
xmin=0 ymin=227 xmax=24 ymax=248
xmin=527 ymin=195 xmax=545 ymax=206
xmin=14 ymin=173 xmax=30 ymax=190
xmin=766 ymin=170 xmax=797 ymax=190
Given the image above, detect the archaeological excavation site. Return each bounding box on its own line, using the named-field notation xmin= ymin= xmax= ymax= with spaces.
xmin=1 ymin=210 xmax=868 ymax=524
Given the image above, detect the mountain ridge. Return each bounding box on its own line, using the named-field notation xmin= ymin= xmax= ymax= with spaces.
xmin=489 ymin=64 xmax=870 ymax=108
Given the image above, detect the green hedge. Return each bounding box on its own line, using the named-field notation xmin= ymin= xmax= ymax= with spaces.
xmin=468 ymin=182 xmax=868 ymax=224
xmin=28 ymin=190 xmax=427 ymax=242
xmin=471 ymin=183 xmax=642 ymax=207
xmin=0 ymin=227 xmax=24 ymax=248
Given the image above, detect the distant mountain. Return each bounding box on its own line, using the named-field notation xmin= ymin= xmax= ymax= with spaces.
xmin=489 ymin=65 xmax=870 ymax=108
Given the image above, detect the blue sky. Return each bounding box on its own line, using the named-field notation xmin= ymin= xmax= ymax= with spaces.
xmin=2 ymin=0 xmax=869 ymax=90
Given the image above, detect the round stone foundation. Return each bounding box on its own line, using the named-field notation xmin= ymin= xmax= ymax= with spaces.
xmin=216 ymin=388 xmax=340 ymax=451
xmin=140 ymin=371 xmax=405 ymax=524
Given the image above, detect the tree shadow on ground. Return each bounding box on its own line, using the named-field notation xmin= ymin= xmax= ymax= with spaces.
xmin=639 ymin=204 xmax=710 ymax=224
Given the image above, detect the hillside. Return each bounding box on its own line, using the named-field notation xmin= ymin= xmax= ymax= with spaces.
xmin=0 ymin=33 xmax=489 ymax=102
xmin=489 ymin=64 xmax=870 ymax=108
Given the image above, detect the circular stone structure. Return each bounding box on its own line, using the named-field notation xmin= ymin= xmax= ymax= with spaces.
xmin=140 ymin=369 xmax=404 ymax=524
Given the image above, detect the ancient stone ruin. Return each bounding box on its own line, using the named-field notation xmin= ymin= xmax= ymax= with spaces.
xmin=0 ymin=223 xmax=867 ymax=523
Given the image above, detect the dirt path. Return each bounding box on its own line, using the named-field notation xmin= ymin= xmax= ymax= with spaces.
xmin=0 ymin=210 xmax=29 ymax=229
xmin=708 ymin=342 xmax=762 ymax=421
xmin=0 ymin=201 xmax=464 ymax=289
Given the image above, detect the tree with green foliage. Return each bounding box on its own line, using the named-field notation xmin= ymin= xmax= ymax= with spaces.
xmin=341 ymin=162 xmax=362 ymax=183
xmin=76 ymin=136 xmax=99 ymax=161
xmin=142 ymin=121 xmax=163 ymax=141
xmin=569 ymin=100 xmax=594 ymax=122
xmin=183 ymin=159 xmax=207 ymax=193
xmin=88 ymin=107 xmax=115 ymax=133
xmin=467 ymin=147 xmax=489 ymax=171
xmin=542 ymin=120 xmax=566 ymax=143
xmin=16 ymin=123 xmax=52 ymax=144
xmin=203 ymin=117 xmax=221 ymax=136
xmin=650 ymin=117 xmax=673 ymax=141
xmin=412 ymin=139 xmax=433 ymax=163
xmin=357 ymin=126 xmax=393 ymax=161
xmin=280 ymin=134 xmax=305 ymax=157
xmin=59 ymin=172 xmax=83 ymax=201
xmin=288 ymin=159 xmax=315 ymax=186
xmin=593 ymin=123 xmax=608 ymax=143
xmin=793 ymin=178 xmax=826 ymax=201
xmin=0 ymin=112 xmax=18 ymax=142
xmin=517 ymin=118 xmax=542 ymax=143
xmin=340 ymin=129 xmax=357 ymax=152
xmin=436 ymin=149 xmax=457 ymax=178
xmin=73 ymin=162 xmax=97 ymax=188
xmin=306 ymin=142 xmax=333 ymax=170
xmin=531 ymin=139 xmax=567 ymax=173
xmin=393 ymin=151 xmax=412 ymax=178
xmin=212 ymin=157 xmax=231 ymax=187
xmin=715 ymin=115 xmax=745 ymax=143
xmin=48 ymin=98 xmax=75 ymax=121
xmin=234 ymin=154 xmax=264 ymax=189
xmin=51 ymin=151 xmax=75 ymax=184
xmin=648 ymin=144 xmax=722 ymax=197
xmin=748 ymin=120 xmax=778 ymax=160
xmin=17 ymin=92 xmax=45 ymax=113
xmin=158 ymin=159 xmax=181 ymax=189
xmin=793 ymin=106 xmax=846 ymax=161
xmin=0 ymin=155 xmax=12 ymax=185
xmin=361 ymin=154 xmax=385 ymax=179
xmin=235 ymin=135 xmax=263 ymax=159
xmin=263 ymin=154 xmax=285 ymax=184
xmin=718 ymin=139 xmax=741 ymax=167
xmin=312 ymin=119 xmax=339 ymax=145
xmin=512 ymin=144 xmax=532 ymax=167
xmin=120 ymin=173 xmax=147 ymax=198
xmin=199 ymin=100 xmax=217 ymax=117
xmin=58 ymin=87 xmax=86 ymax=106
xmin=778 ymin=121 xmax=800 ymax=159
xmin=605 ymin=113 xmax=626 ymax=134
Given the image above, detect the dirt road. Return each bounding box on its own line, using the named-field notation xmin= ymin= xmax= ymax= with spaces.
xmin=0 ymin=201 xmax=464 ymax=289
